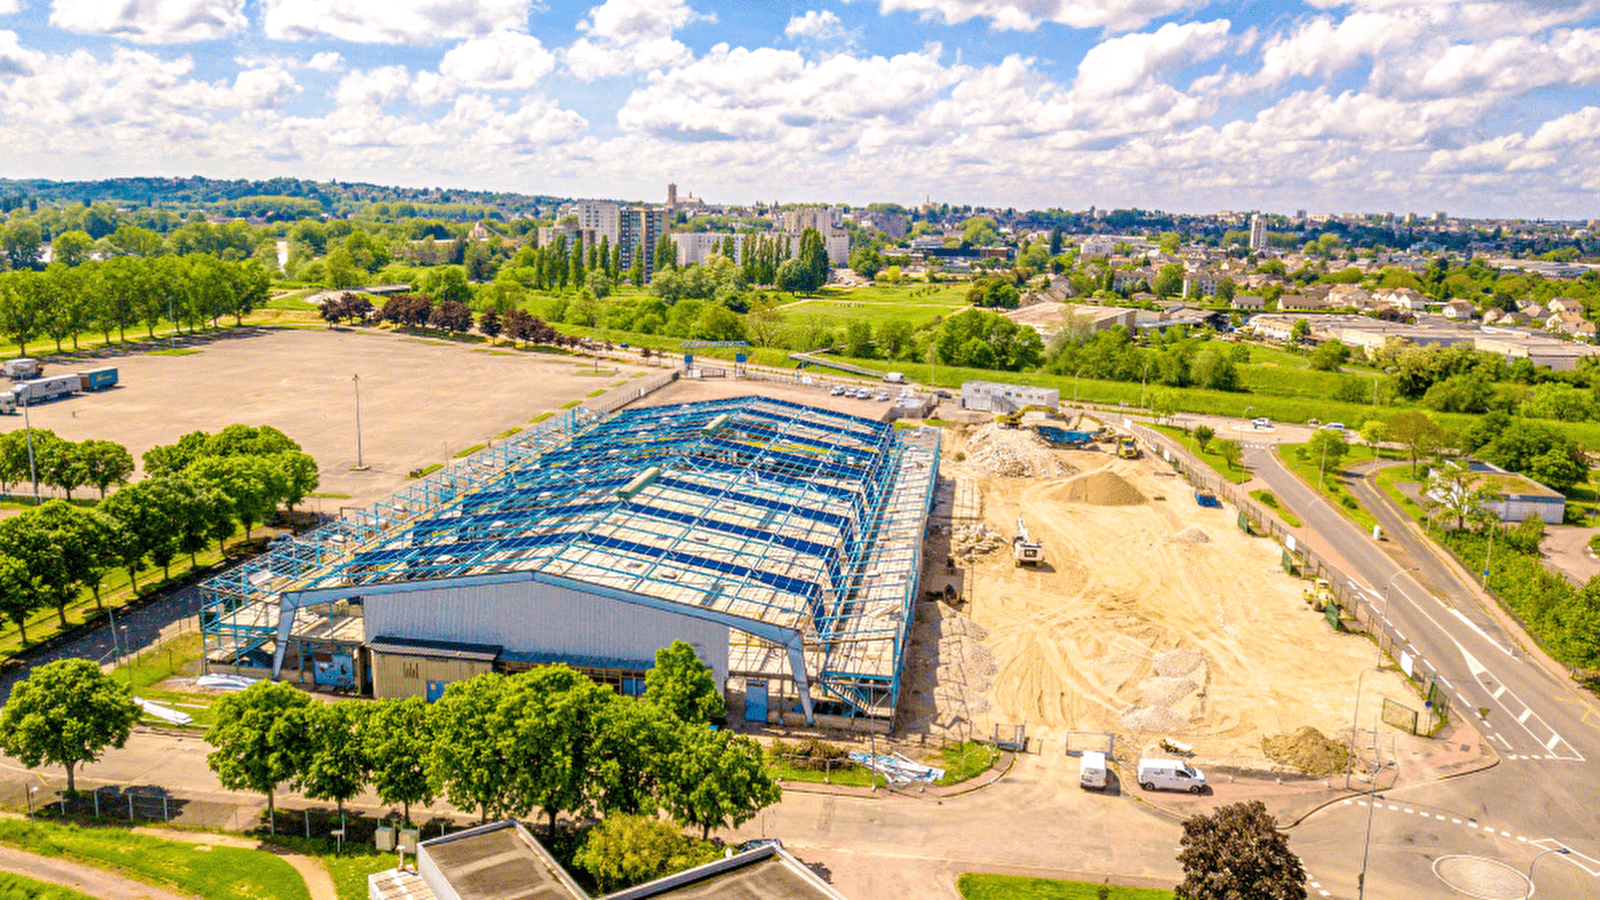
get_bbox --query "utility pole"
[352,375,367,471]
[21,395,39,503]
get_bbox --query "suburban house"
[1548,297,1586,316]
[1232,294,1267,310]
[1279,294,1326,311]
[1442,299,1476,320]
[1375,288,1429,311]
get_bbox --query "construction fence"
[1131,422,1449,735]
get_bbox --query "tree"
[365,697,435,825]
[0,659,139,794]
[1214,439,1243,471]
[429,300,474,333]
[1153,262,1185,299]
[844,320,874,358]
[478,308,502,339]
[188,455,279,542]
[847,247,882,280]
[1289,318,1311,344]
[1306,429,1349,478]
[429,673,514,822]
[1193,425,1215,452]
[1216,277,1236,303]
[300,702,370,820]
[1359,419,1390,458]
[660,726,780,840]
[797,228,830,292]
[0,554,39,642]
[1175,800,1305,900]
[1150,390,1179,423]
[497,665,614,836]
[77,439,134,498]
[592,699,675,816]
[0,509,76,628]
[2,220,43,270]
[646,640,726,724]
[274,451,320,513]
[1388,410,1446,476]
[876,319,914,360]
[52,230,95,267]
[1423,462,1498,531]
[205,681,314,826]
[573,815,722,894]
[1307,340,1350,372]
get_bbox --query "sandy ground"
[905,424,1416,770]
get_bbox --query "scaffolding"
[200,398,939,722]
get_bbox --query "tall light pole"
[1073,366,1083,407]
[352,375,366,471]
[21,394,39,503]
[1525,847,1570,899]
[1355,716,1390,900]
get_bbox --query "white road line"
[1449,607,1516,658]
[1394,629,1409,642]
[1518,708,1534,724]
[1493,685,1507,699]
[1546,733,1563,751]
[1436,675,1453,688]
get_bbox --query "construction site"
[905,413,1415,769]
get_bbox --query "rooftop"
[420,821,587,900]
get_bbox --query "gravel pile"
[1166,527,1212,544]
[952,523,1005,561]
[1154,648,1206,678]
[965,423,1065,478]
[1262,726,1353,775]
[1063,469,1146,506]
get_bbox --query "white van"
[1137,758,1206,794]
[1079,751,1108,791]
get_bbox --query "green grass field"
[0,872,97,900]
[112,632,217,729]
[1148,423,1251,484]
[1279,443,1381,534]
[1249,489,1302,527]
[0,819,310,900]
[957,873,1174,899]
[262,836,393,900]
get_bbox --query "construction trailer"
[199,397,940,728]
[960,381,1059,414]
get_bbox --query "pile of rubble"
[963,423,1066,478]
[952,523,1005,561]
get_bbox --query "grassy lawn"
[1279,443,1381,534]
[1148,423,1250,484]
[936,741,999,785]
[1249,489,1302,528]
[262,837,393,900]
[147,347,201,356]
[1374,465,1430,528]
[0,819,310,900]
[111,632,218,730]
[1559,474,1600,523]
[0,872,97,900]
[452,443,486,458]
[769,741,998,789]
[957,873,1174,899]
[767,755,878,788]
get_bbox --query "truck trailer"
[3,358,39,380]
[13,374,81,405]
[77,366,118,390]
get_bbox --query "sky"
[1,0,1598,217]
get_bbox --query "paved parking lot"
[1,327,652,509]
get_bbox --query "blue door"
[426,680,449,702]
[744,679,768,723]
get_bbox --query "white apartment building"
[1249,214,1267,251]
[570,201,621,248]
[670,232,752,266]
[782,206,849,265]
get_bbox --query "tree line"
[0,424,317,643]
[0,429,133,499]
[205,642,779,841]
[0,255,270,355]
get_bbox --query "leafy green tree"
[188,455,280,541]
[429,673,514,822]
[847,247,882,280]
[77,439,135,498]
[2,220,43,270]
[774,258,809,294]
[876,319,914,360]
[960,216,998,247]
[797,228,830,291]
[592,699,675,816]
[1216,278,1236,303]
[1524,382,1594,422]
[1193,425,1215,452]
[300,702,370,820]
[0,554,39,642]
[1388,410,1447,476]
[31,500,117,613]
[1175,800,1305,900]
[205,681,314,826]
[1214,439,1243,471]
[1153,262,1185,299]
[844,320,874,358]
[497,665,615,836]
[422,266,472,304]
[1423,462,1498,531]
[661,726,780,840]
[1359,420,1390,457]
[1307,340,1350,372]
[1289,318,1311,344]
[366,697,435,825]
[0,509,76,628]
[0,659,139,793]
[52,230,95,267]
[646,640,725,724]
[573,815,722,894]
[274,451,320,513]
[1306,429,1349,475]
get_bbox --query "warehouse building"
[200,397,940,727]
[959,380,1060,413]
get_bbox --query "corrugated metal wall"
[364,580,730,688]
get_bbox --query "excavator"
[1012,515,1043,567]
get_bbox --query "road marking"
[1531,839,1600,877]
[1518,708,1534,723]
[1449,607,1515,658]
[1462,646,1585,761]
[1394,628,1409,642]
[1436,675,1452,689]
[1493,685,1507,699]
[1546,733,1563,751]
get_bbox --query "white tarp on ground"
[196,673,255,691]
[133,697,192,725]
[848,751,945,785]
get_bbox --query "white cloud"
[0,0,21,14]
[0,28,40,75]
[48,0,246,44]
[439,30,555,89]
[565,0,709,79]
[332,65,414,108]
[874,0,1201,32]
[1074,19,1235,97]
[262,0,531,44]
[786,10,842,39]
[306,51,344,72]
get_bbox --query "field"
[958,873,1174,899]
[0,327,656,509]
[905,424,1414,768]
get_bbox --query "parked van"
[1137,758,1206,794]
[1079,751,1108,791]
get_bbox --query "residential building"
[618,206,667,283]
[1442,299,1476,321]
[572,201,621,248]
[1181,269,1223,299]
[1326,284,1372,308]
[1548,297,1585,316]
[782,206,849,265]
[1232,294,1267,310]
[669,232,749,266]
[1112,267,1156,292]
[1279,294,1326,311]
[1080,235,1116,258]
[1249,214,1267,251]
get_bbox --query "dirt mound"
[1062,469,1145,506]
[952,523,1005,561]
[1262,726,1352,775]
[1166,527,1211,544]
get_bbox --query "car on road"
[829,385,846,396]
[1307,418,1322,427]
[1252,417,1271,428]
[1137,758,1206,794]
[1322,421,1346,431]
[874,390,890,402]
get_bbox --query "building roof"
[603,845,848,900]
[203,398,940,718]
[420,821,588,900]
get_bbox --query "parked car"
[1307,418,1322,427]
[1137,758,1206,794]
[874,391,890,402]
[1079,751,1108,791]
[829,385,846,396]
[1252,417,1271,428]
[1323,421,1346,431]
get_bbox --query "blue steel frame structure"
[200,398,940,724]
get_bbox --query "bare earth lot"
[1,327,651,509]
[907,424,1415,769]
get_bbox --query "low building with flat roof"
[960,381,1059,413]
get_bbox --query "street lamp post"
[21,394,39,503]
[352,375,366,471]
[1525,847,1571,899]
[1355,717,1391,900]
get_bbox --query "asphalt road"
[1242,440,1600,898]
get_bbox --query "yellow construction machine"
[1116,436,1140,459]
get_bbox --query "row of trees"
[0,429,133,499]
[205,643,778,841]
[0,255,271,354]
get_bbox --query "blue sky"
[1,0,1598,216]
